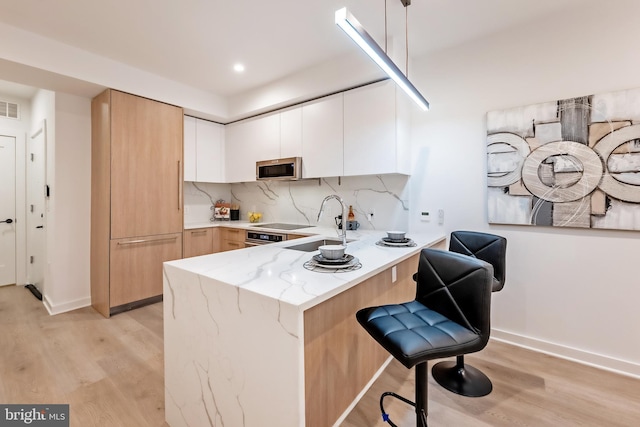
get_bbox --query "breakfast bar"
[163,229,445,427]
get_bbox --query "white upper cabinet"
[183,116,225,183]
[184,116,197,181]
[343,80,411,176]
[302,93,344,178]
[280,107,302,158]
[225,113,280,182]
[196,81,412,183]
[196,119,225,183]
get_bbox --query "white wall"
[30,89,55,307]
[47,93,91,313]
[30,90,92,314]
[409,0,640,376]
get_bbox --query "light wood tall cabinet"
[91,89,184,317]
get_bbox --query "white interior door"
[0,135,16,286]
[27,124,45,293]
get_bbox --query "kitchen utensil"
[347,220,360,230]
[386,231,406,241]
[376,239,417,247]
[318,244,345,260]
[312,254,354,265]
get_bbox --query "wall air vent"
[0,100,19,119]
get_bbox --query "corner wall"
[48,92,91,313]
[409,0,640,376]
[31,89,92,314]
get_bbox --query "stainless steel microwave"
[256,157,302,180]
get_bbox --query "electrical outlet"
[438,209,444,225]
[391,266,397,283]
[367,209,375,221]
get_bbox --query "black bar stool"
[356,248,494,426]
[431,231,507,397]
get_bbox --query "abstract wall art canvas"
[487,88,640,230]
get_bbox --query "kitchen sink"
[284,238,354,252]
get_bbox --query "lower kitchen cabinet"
[219,227,245,252]
[183,227,214,258]
[286,233,308,240]
[109,233,182,310]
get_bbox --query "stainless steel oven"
[245,231,287,247]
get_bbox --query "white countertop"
[166,228,445,310]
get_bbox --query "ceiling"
[0,0,588,100]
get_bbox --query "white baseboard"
[43,294,91,315]
[491,328,640,379]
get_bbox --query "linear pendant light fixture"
[335,5,429,111]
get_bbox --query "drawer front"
[110,233,182,307]
[184,228,213,258]
[220,240,245,252]
[220,227,245,243]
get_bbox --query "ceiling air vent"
[0,100,19,119]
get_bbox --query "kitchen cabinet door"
[110,91,183,238]
[225,114,280,182]
[184,117,225,183]
[219,227,245,252]
[343,80,410,176]
[110,233,182,307]
[184,116,197,181]
[183,227,214,258]
[280,107,302,158]
[302,94,344,178]
[196,119,225,183]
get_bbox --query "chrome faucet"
[317,194,348,246]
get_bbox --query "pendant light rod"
[335,7,429,111]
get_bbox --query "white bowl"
[386,230,406,241]
[318,245,345,260]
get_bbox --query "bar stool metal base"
[379,362,429,426]
[432,356,493,397]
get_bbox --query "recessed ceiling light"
[233,63,245,73]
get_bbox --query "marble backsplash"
[184,175,410,231]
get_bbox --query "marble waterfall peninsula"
[163,229,445,427]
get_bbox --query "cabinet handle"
[178,160,182,211]
[191,230,207,234]
[117,236,178,246]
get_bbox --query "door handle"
[36,225,44,229]
[1,218,13,224]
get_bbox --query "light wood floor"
[1,284,639,427]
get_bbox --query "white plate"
[312,254,354,265]
[382,237,411,244]
[378,239,415,247]
[311,257,359,269]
